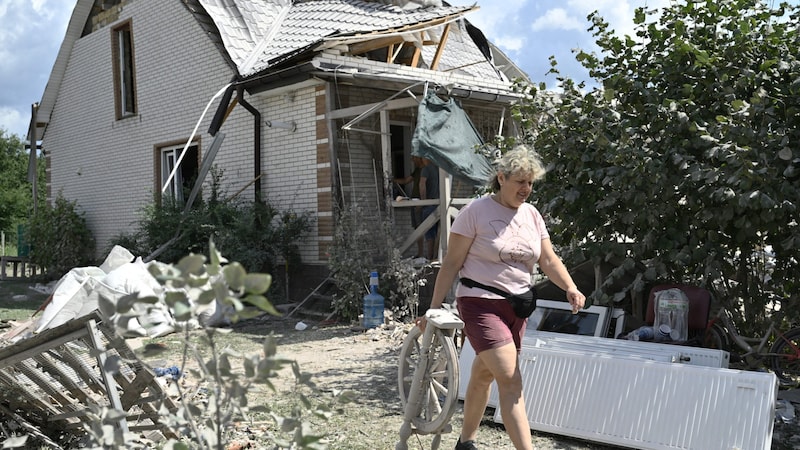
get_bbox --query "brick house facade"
[34,0,527,297]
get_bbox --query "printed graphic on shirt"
[489,219,538,267]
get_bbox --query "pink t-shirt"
[452,195,550,298]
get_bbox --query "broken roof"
[185,0,507,81]
[33,0,521,143]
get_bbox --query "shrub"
[107,168,313,303]
[328,202,426,323]
[28,192,95,279]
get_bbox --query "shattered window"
[158,143,199,205]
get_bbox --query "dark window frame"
[111,20,137,119]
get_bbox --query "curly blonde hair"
[489,144,546,191]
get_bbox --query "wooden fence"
[0,256,44,280]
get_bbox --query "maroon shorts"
[456,296,528,354]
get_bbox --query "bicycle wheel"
[398,325,460,434]
[702,322,728,351]
[769,327,800,387]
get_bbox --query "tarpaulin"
[411,91,494,187]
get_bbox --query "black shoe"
[455,438,478,450]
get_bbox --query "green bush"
[28,192,95,279]
[328,202,425,323]
[108,168,313,303]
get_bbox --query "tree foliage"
[510,0,800,329]
[0,129,43,235]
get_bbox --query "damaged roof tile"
[192,0,502,81]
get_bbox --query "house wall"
[42,0,519,300]
[43,1,253,260]
[231,83,327,265]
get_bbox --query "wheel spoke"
[427,385,443,415]
[397,327,461,433]
[430,378,448,397]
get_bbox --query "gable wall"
[44,0,247,258]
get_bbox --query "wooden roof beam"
[430,23,451,71]
[349,36,406,55]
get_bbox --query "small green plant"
[328,202,426,323]
[83,239,349,449]
[28,192,95,279]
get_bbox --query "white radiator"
[458,331,728,408]
[524,331,730,368]
[493,346,776,450]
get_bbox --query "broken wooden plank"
[84,319,129,435]
[0,311,178,441]
[0,403,64,450]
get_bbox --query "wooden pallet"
[0,312,178,447]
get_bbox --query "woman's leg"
[460,352,494,442]
[476,342,532,450]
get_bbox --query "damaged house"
[31,0,529,296]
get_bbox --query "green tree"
[0,129,42,236]
[511,0,800,331]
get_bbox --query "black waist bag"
[460,277,537,319]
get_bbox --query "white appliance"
[458,331,730,408]
[524,330,730,368]
[493,346,776,450]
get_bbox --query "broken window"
[157,143,199,205]
[112,21,137,119]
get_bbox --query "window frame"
[111,20,137,119]
[154,141,200,205]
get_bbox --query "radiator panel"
[458,330,728,409]
[492,347,776,450]
[523,331,730,368]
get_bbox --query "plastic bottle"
[654,289,689,342]
[628,326,655,341]
[655,324,672,342]
[363,271,385,329]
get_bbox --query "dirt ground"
[0,275,793,449]
[196,313,798,450]
[187,314,628,450]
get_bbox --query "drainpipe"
[236,85,262,203]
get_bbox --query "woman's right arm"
[428,232,473,310]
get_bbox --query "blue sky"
[0,0,663,139]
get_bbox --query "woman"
[418,145,586,450]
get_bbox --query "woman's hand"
[414,315,428,332]
[566,287,586,314]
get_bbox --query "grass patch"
[0,279,49,321]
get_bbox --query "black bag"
[460,277,537,319]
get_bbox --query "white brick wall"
[230,85,324,264]
[45,1,269,260]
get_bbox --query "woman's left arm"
[538,238,586,313]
